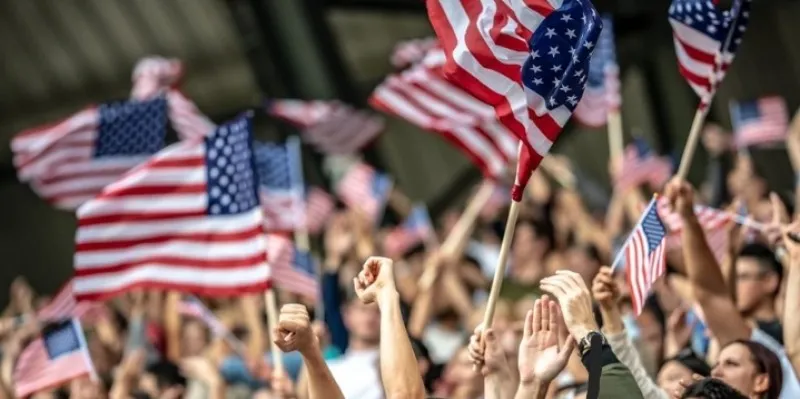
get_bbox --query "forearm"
[599,306,623,335]
[514,381,548,399]
[782,258,800,369]
[378,290,425,399]
[485,371,518,399]
[301,346,344,399]
[682,216,728,295]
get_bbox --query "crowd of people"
[2,121,800,399]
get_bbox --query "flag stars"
[566,29,577,39]
[561,13,573,23]
[545,28,556,38]
[551,64,563,72]
[533,77,543,85]
[530,64,542,73]
[548,46,560,57]
[583,41,594,49]
[530,50,540,59]
[574,69,584,77]
[560,85,571,93]
[567,95,578,105]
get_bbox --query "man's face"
[344,300,380,344]
[735,257,774,313]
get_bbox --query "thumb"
[559,338,576,362]
[483,328,496,343]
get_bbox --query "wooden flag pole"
[675,107,710,179]
[607,110,624,161]
[480,199,522,326]
[264,288,284,373]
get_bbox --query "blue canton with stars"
[94,97,167,158]
[205,117,261,216]
[668,0,752,55]
[43,319,84,360]
[585,15,616,91]
[640,203,667,253]
[372,172,393,201]
[521,0,603,112]
[293,249,316,277]
[253,137,304,192]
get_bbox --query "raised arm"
[663,179,750,346]
[781,221,800,375]
[355,257,426,399]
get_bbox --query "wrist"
[376,288,399,309]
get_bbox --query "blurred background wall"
[1,0,799,302]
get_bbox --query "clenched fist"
[353,256,397,304]
[274,304,317,356]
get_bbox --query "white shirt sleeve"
[750,328,800,399]
[607,331,671,399]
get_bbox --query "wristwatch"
[578,331,607,356]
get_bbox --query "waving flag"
[668,0,752,103]
[72,116,270,300]
[336,163,392,223]
[574,15,621,127]
[657,197,731,264]
[14,319,96,398]
[266,99,384,155]
[383,204,435,257]
[254,137,306,232]
[391,37,440,69]
[614,139,672,191]
[615,199,668,315]
[178,297,230,338]
[370,50,517,178]
[730,96,789,148]
[266,234,319,300]
[305,187,336,234]
[12,97,169,210]
[37,280,105,323]
[427,0,602,173]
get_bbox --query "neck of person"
[746,300,777,322]
[347,338,379,352]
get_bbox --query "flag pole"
[264,288,284,374]
[607,109,624,162]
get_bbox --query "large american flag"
[383,204,435,257]
[370,51,517,179]
[12,97,169,210]
[336,163,393,224]
[730,96,789,148]
[266,234,319,300]
[616,199,668,315]
[656,197,731,264]
[305,187,336,235]
[266,99,385,155]
[72,116,271,300]
[37,280,105,323]
[614,139,673,191]
[668,0,752,104]
[427,0,602,172]
[573,15,621,128]
[14,319,96,398]
[254,137,306,232]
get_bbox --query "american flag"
[370,49,517,179]
[616,199,668,315]
[729,96,789,148]
[668,0,752,104]
[254,137,306,232]
[266,234,319,300]
[390,37,440,69]
[72,116,271,300]
[14,318,96,398]
[427,0,602,172]
[614,139,673,191]
[305,187,336,235]
[481,181,511,219]
[266,99,385,155]
[335,163,393,224]
[573,15,621,127]
[656,197,731,264]
[178,297,230,338]
[383,204,435,257]
[12,97,169,210]
[37,280,105,323]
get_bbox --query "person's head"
[638,297,666,366]
[565,244,603,286]
[181,319,210,357]
[343,296,380,347]
[681,377,749,399]
[657,349,712,394]
[444,347,482,393]
[512,218,554,261]
[139,360,186,398]
[711,339,782,399]
[734,243,782,315]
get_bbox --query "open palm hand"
[518,295,576,385]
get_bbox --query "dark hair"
[737,243,783,296]
[516,217,555,254]
[680,377,748,399]
[727,339,783,399]
[664,348,711,377]
[145,360,186,390]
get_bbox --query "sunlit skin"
[657,360,696,395]
[711,343,770,398]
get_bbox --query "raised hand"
[663,178,695,220]
[323,212,354,268]
[467,325,509,377]
[540,270,599,342]
[764,193,790,250]
[517,295,575,386]
[664,306,694,358]
[353,256,397,304]
[591,266,619,312]
[273,304,317,356]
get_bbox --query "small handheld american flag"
[657,197,732,265]
[612,198,668,315]
[729,96,789,149]
[266,234,319,300]
[668,0,752,103]
[614,139,673,191]
[14,318,97,398]
[73,116,271,300]
[336,163,393,224]
[383,204,435,257]
[37,280,105,323]
[305,187,336,235]
[12,97,169,210]
[573,15,621,128]
[254,137,306,232]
